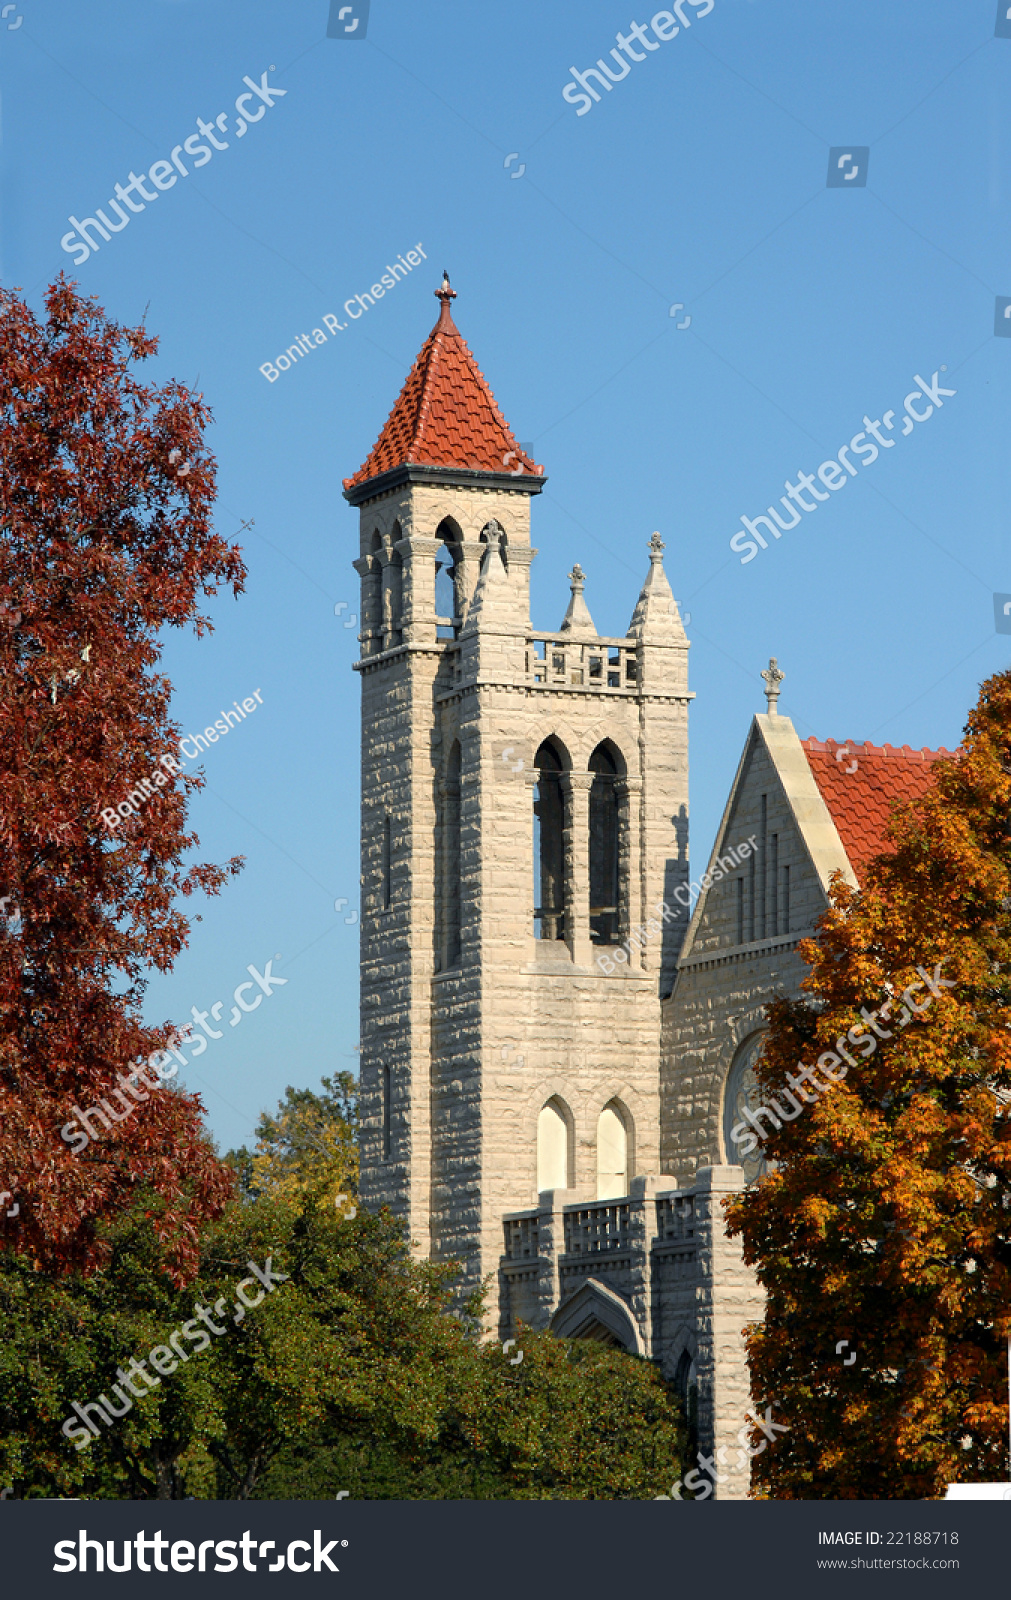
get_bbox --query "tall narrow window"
[381,1063,391,1159]
[748,851,756,943]
[386,541,403,645]
[381,814,391,910]
[770,832,779,936]
[444,742,461,967]
[597,1103,628,1200]
[435,522,461,640]
[534,740,566,940]
[589,744,620,945]
[736,877,744,946]
[783,864,790,935]
[362,529,383,649]
[759,794,767,940]
[537,1099,569,1192]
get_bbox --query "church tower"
[345,276,693,1310]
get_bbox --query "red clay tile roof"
[801,737,956,880]
[343,277,543,491]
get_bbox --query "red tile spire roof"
[801,736,956,879]
[342,274,543,491]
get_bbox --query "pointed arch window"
[435,518,462,640]
[589,743,622,945]
[596,1102,629,1200]
[537,1098,570,1192]
[385,524,403,646]
[534,739,566,940]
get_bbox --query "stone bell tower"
[345,275,693,1313]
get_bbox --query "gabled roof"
[676,713,955,969]
[342,275,543,492]
[801,737,954,878]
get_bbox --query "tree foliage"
[2,1068,685,1503]
[256,1330,686,1502]
[1,1188,686,1501]
[726,669,1011,1499]
[226,1072,358,1210]
[0,278,246,1280]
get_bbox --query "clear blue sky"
[3,0,1009,1153]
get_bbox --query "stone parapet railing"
[563,1199,630,1254]
[499,1166,763,1500]
[527,633,638,692]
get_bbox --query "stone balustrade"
[498,1166,763,1500]
[527,633,639,692]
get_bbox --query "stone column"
[379,548,400,650]
[627,1174,661,1356]
[692,1164,764,1501]
[457,537,488,618]
[525,768,539,962]
[562,771,593,968]
[616,774,643,968]
[534,1188,569,1327]
[353,552,382,658]
[400,535,440,645]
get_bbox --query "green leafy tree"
[4,1073,685,1501]
[0,1192,439,1500]
[226,1073,357,1208]
[257,1328,687,1501]
[726,669,1011,1499]
[2,1184,686,1501]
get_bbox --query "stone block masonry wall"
[357,644,442,1251]
[690,739,827,962]
[500,1169,763,1498]
[661,731,831,1181]
[693,1166,765,1501]
[356,475,539,1287]
[661,944,811,1179]
[445,663,677,1305]
[354,470,695,1338]
[428,677,484,1285]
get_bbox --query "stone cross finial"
[649,531,665,561]
[761,657,784,715]
[569,563,585,590]
[481,518,504,556]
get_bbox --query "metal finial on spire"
[434,272,457,329]
[761,657,784,715]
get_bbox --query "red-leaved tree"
[0,277,246,1281]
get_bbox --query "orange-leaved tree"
[726,669,1011,1498]
[0,277,245,1281]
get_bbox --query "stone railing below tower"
[503,1211,539,1261]
[499,1166,764,1500]
[563,1200,630,1254]
[526,633,638,693]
